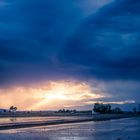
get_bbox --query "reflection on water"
[0,116,88,124]
[0,117,140,140]
[9,118,17,122]
[0,117,58,124]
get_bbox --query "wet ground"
[0,117,140,140]
[0,116,86,124]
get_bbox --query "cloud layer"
[0,0,140,109]
[61,0,140,81]
[0,0,117,86]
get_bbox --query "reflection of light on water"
[10,117,17,122]
[0,118,140,140]
[56,137,90,140]
[0,129,20,134]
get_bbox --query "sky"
[0,0,140,111]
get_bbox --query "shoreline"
[0,114,139,130]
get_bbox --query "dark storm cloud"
[0,0,140,88]
[59,0,140,105]
[61,0,140,81]
[0,0,83,86]
[0,0,140,109]
[103,81,140,102]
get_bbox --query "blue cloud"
[61,0,140,81]
[0,0,84,86]
[0,0,140,107]
[0,0,140,100]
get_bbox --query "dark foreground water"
[0,117,140,140]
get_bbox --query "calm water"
[0,116,85,125]
[0,117,140,140]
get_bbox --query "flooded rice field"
[0,117,140,140]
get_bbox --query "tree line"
[93,103,123,114]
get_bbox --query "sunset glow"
[0,81,105,110]
[0,0,139,112]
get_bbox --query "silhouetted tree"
[106,104,111,113]
[133,107,137,113]
[93,103,101,113]
[58,109,77,113]
[93,103,111,114]
[9,106,17,112]
[112,107,123,114]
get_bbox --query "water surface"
[0,116,86,125]
[0,117,140,140]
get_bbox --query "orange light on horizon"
[0,80,105,110]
